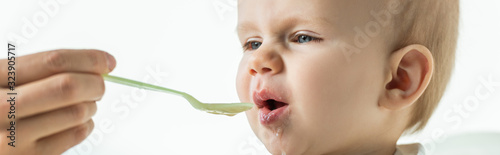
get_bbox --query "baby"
[235,0,459,154]
[0,0,458,154]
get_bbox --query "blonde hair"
[391,0,460,132]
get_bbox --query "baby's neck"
[324,141,397,155]
[358,145,397,155]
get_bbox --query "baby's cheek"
[236,59,251,102]
[288,54,359,131]
[245,109,258,127]
[235,76,248,102]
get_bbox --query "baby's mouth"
[253,90,290,126]
[262,99,288,111]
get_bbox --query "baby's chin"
[254,124,303,155]
[258,129,287,155]
[246,108,299,154]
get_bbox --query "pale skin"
[0,49,116,155]
[0,1,433,154]
[236,0,434,154]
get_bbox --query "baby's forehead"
[237,0,386,17]
[237,0,386,34]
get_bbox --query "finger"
[16,73,104,118]
[0,89,16,125]
[36,120,94,155]
[0,49,116,87]
[19,101,96,142]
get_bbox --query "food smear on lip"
[252,89,290,154]
[253,90,290,125]
[264,118,288,155]
[259,102,289,125]
[271,116,288,155]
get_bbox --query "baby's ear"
[379,44,434,110]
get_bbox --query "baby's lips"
[252,88,289,108]
[252,91,265,108]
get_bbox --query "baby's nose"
[248,47,284,76]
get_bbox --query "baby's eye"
[244,41,262,51]
[299,35,314,43]
[292,33,322,44]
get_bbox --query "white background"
[1,0,499,154]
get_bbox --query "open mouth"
[253,90,290,125]
[263,99,288,111]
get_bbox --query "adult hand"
[0,49,116,155]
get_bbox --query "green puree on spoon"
[102,74,253,116]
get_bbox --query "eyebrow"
[236,16,334,34]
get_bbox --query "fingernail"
[106,53,116,72]
[86,120,95,135]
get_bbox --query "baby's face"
[236,0,395,154]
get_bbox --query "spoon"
[102,74,253,116]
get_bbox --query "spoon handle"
[102,74,187,97]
